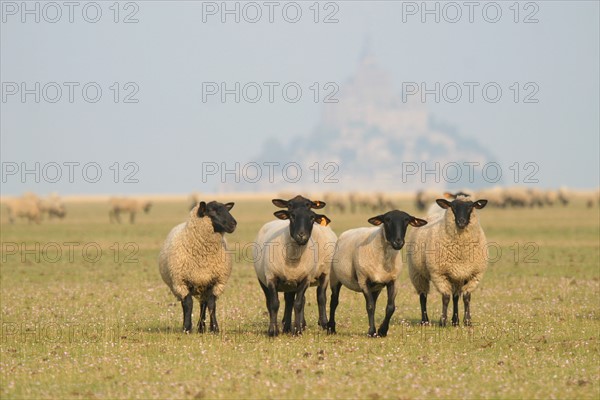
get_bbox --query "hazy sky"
[1,1,598,195]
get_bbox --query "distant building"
[226,43,497,193]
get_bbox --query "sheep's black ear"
[315,214,331,226]
[274,210,289,220]
[272,199,288,208]
[473,200,488,209]
[197,201,207,217]
[368,215,383,226]
[311,200,326,209]
[409,216,428,227]
[436,199,452,209]
[224,202,234,211]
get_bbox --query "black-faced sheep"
[159,201,237,333]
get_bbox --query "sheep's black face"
[197,201,237,234]
[274,208,330,246]
[272,195,326,211]
[272,195,329,245]
[369,210,427,250]
[436,199,487,229]
[143,203,152,213]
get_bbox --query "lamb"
[159,201,237,333]
[407,196,488,327]
[5,195,42,224]
[328,210,427,337]
[253,195,331,336]
[109,197,152,224]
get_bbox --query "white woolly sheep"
[407,196,488,326]
[109,197,152,224]
[5,196,42,224]
[253,195,331,336]
[328,210,427,337]
[159,201,237,333]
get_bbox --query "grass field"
[1,197,599,399]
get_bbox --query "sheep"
[253,195,331,336]
[272,196,338,330]
[557,187,570,206]
[476,187,506,208]
[109,197,152,224]
[323,192,347,213]
[504,187,531,208]
[415,190,440,212]
[5,196,42,224]
[159,201,237,333]
[407,196,488,327]
[39,193,66,219]
[328,210,427,337]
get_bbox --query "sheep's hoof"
[326,324,336,335]
[464,319,472,327]
[198,323,206,334]
[420,320,430,326]
[367,330,379,338]
[452,318,460,327]
[268,327,279,337]
[439,319,447,327]
[377,329,388,337]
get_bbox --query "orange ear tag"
[320,219,328,226]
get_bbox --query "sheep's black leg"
[451,294,460,326]
[130,212,135,224]
[440,294,450,327]
[363,287,379,337]
[420,293,430,325]
[282,292,295,334]
[316,276,328,329]
[292,280,309,335]
[198,301,207,333]
[266,281,280,337]
[463,292,472,326]
[259,280,279,336]
[181,293,193,333]
[207,294,219,333]
[301,295,307,330]
[327,282,342,334]
[377,282,397,337]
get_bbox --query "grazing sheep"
[557,187,570,206]
[253,195,331,336]
[415,190,440,212]
[328,210,427,337]
[504,187,531,208]
[476,187,506,208]
[407,196,488,327]
[39,193,66,219]
[323,192,347,213]
[5,196,42,224]
[109,197,152,224]
[159,201,237,333]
